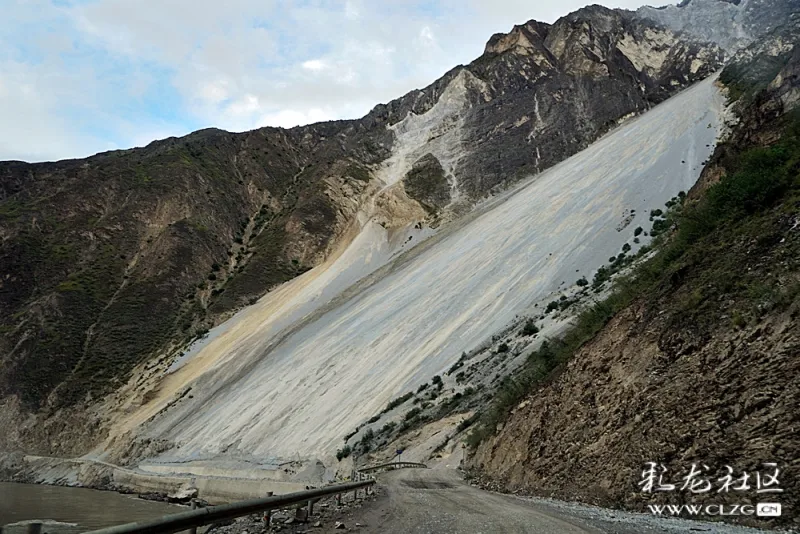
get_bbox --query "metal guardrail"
[81,480,374,534]
[358,461,427,473]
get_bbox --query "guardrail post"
[262,491,273,525]
[307,498,314,516]
[189,500,198,534]
[27,522,42,534]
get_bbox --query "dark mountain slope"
[0,123,388,410]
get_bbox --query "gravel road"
[332,469,783,534]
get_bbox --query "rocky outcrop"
[470,298,799,527]
[484,21,552,57]
[720,20,800,105]
[637,0,800,52]
[403,154,451,215]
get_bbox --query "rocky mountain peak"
[675,0,743,6]
[637,0,800,52]
[484,20,550,56]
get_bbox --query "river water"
[0,482,182,531]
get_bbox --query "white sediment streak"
[131,76,724,467]
[374,69,487,199]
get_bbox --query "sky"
[0,0,671,163]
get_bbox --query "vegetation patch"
[403,153,451,213]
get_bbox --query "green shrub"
[592,266,611,290]
[380,421,396,433]
[360,428,375,450]
[456,415,477,432]
[404,407,422,421]
[521,319,540,336]
[384,391,414,412]
[336,445,352,461]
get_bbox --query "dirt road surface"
[326,468,778,534]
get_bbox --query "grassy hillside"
[0,126,379,416]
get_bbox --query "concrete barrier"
[112,469,306,503]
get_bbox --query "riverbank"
[0,452,326,505]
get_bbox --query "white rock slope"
[126,76,724,468]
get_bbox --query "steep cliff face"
[637,0,800,52]
[418,6,723,203]
[468,41,800,528]
[720,20,800,104]
[0,6,723,457]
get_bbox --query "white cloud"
[344,0,361,20]
[0,0,673,162]
[198,80,231,104]
[0,60,111,161]
[302,59,327,72]
[227,94,262,117]
[419,26,436,49]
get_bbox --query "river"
[0,482,182,531]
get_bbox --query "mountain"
[637,0,800,52]
[0,7,723,457]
